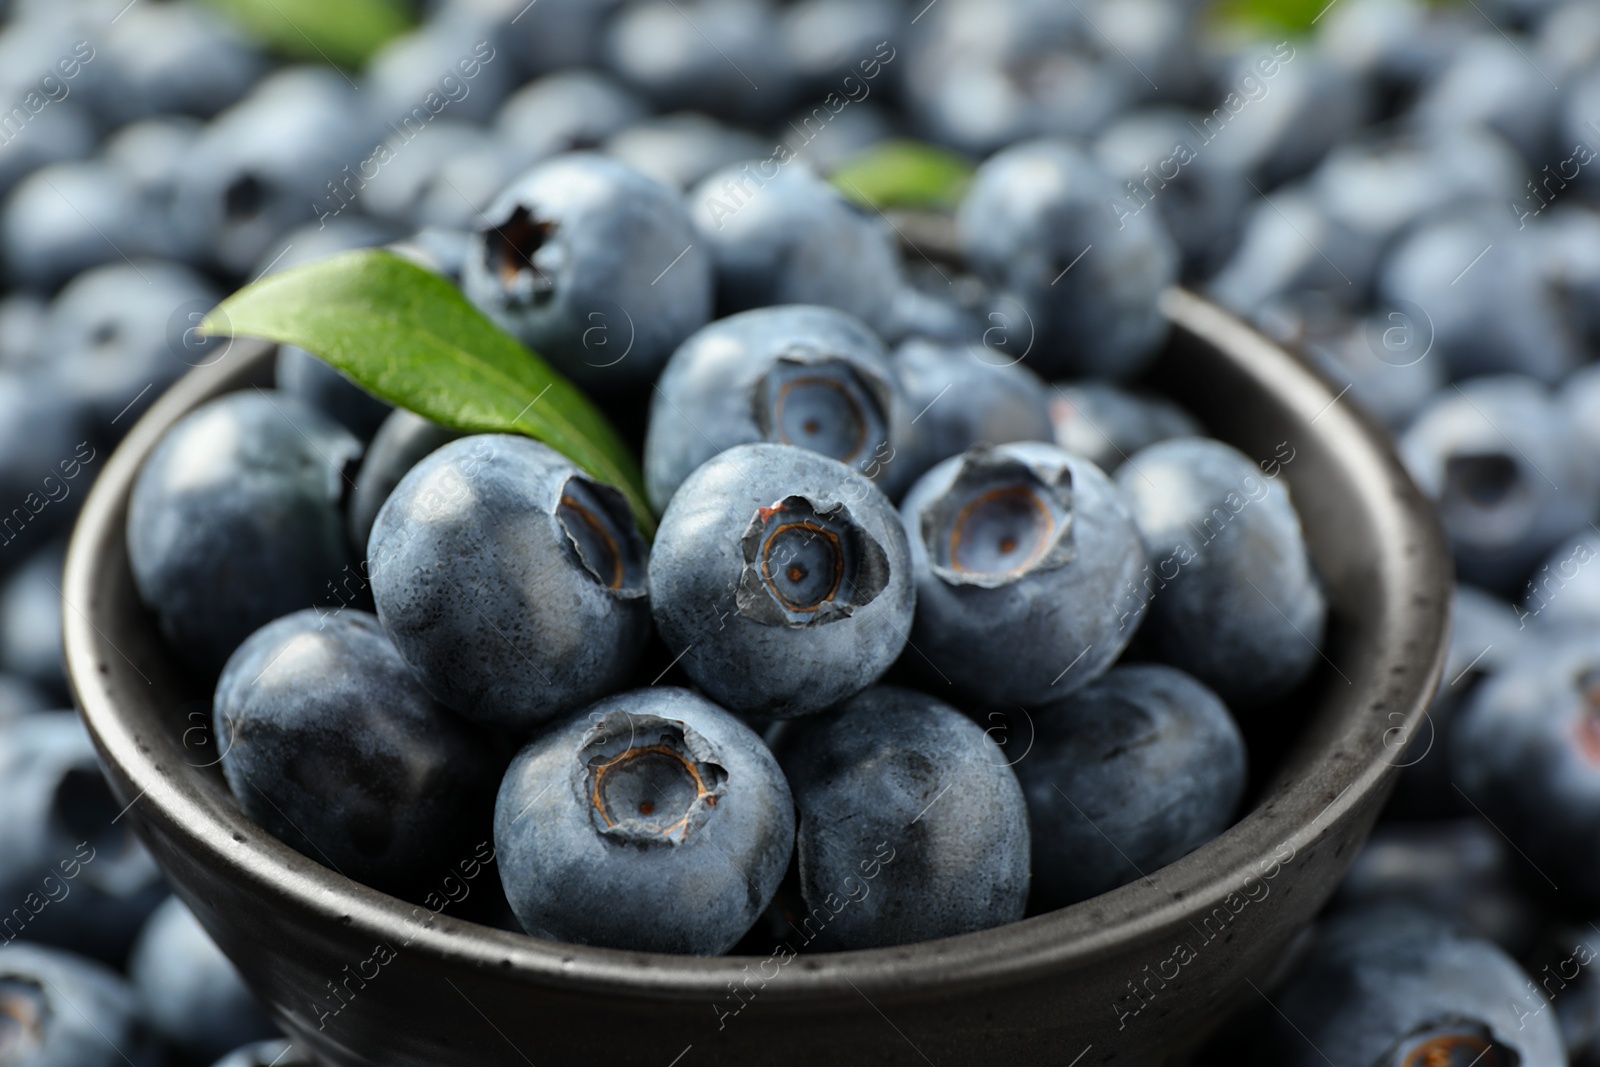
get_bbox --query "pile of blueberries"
[0,0,1599,1061]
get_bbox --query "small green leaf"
[198,0,412,68]
[829,140,975,211]
[201,249,655,538]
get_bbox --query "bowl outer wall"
[63,288,1451,1066]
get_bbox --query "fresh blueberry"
[34,260,220,433]
[0,712,166,964]
[900,441,1147,704]
[0,369,94,560]
[369,434,650,732]
[644,304,911,511]
[211,1041,316,1067]
[484,0,615,79]
[1411,35,1561,166]
[687,162,905,338]
[364,10,512,127]
[127,390,362,673]
[0,292,45,370]
[462,153,713,391]
[892,338,1053,484]
[0,942,167,1066]
[877,282,983,348]
[358,119,518,233]
[251,216,403,282]
[2,161,149,292]
[649,442,914,718]
[1399,375,1597,592]
[102,117,208,264]
[958,138,1177,379]
[1116,436,1326,707]
[274,347,393,443]
[1294,307,1446,431]
[1331,820,1539,955]
[495,70,648,172]
[1316,0,1472,100]
[1517,529,1600,631]
[91,1,265,125]
[603,0,797,124]
[0,673,48,721]
[1450,626,1600,902]
[494,686,794,955]
[777,100,899,176]
[1206,187,1377,319]
[778,0,902,98]
[1046,379,1201,474]
[772,685,1029,949]
[0,27,96,202]
[0,540,64,701]
[1256,905,1563,1066]
[216,609,497,896]
[128,897,277,1064]
[604,111,768,190]
[1017,664,1245,910]
[347,408,464,553]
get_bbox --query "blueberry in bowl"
[62,285,1448,1066]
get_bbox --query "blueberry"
[900,441,1147,704]
[603,111,768,190]
[2,161,149,292]
[1206,187,1376,318]
[1412,35,1561,166]
[778,0,902,98]
[892,338,1053,484]
[462,153,712,391]
[1257,905,1562,1066]
[0,292,45,370]
[358,120,518,233]
[0,673,48,721]
[127,390,362,673]
[687,163,905,338]
[1399,375,1597,592]
[495,70,648,172]
[1518,529,1600,630]
[369,434,650,732]
[0,540,64,701]
[92,1,265,125]
[216,610,497,895]
[1046,380,1201,474]
[1450,627,1600,902]
[1331,820,1538,955]
[958,138,1177,379]
[0,712,166,964]
[347,408,465,553]
[650,442,914,718]
[35,260,220,432]
[494,686,794,955]
[485,0,616,80]
[211,1041,316,1067]
[0,942,167,1067]
[877,283,983,348]
[603,0,797,124]
[1539,207,1600,354]
[777,100,899,176]
[0,370,94,560]
[772,685,1029,949]
[128,897,276,1064]
[102,118,207,264]
[274,347,393,443]
[644,305,911,511]
[365,11,512,127]
[1017,664,1245,910]
[1295,308,1446,431]
[1116,436,1326,707]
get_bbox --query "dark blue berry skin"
[649,443,914,719]
[0,370,93,560]
[0,540,64,701]
[1116,436,1326,708]
[365,13,513,127]
[211,1041,315,1067]
[893,338,1053,486]
[128,897,276,1064]
[0,673,48,721]
[91,1,265,125]
[35,260,219,434]
[645,304,911,512]
[1330,820,1539,956]
[1450,628,1600,903]
[772,685,1029,949]
[462,153,712,391]
[274,347,392,442]
[900,442,1147,705]
[495,70,647,172]
[603,112,767,191]
[1412,36,1560,167]
[687,163,904,338]
[1519,530,1600,631]
[127,391,362,674]
[215,610,497,897]
[346,408,464,553]
[0,943,167,1067]
[0,712,166,965]
[1255,905,1562,1067]
[2,162,149,292]
[369,435,650,733]
[957,138,1177,380]
[1046,380,1200,475]
[1400,375,1597,593]
[494,687,794,955]
[1017,665,1245,911]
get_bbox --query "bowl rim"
[63,287,1452,1003]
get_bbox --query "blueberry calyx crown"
[1380,1022,1514,1067]
[556,476,648,598]
[735,495,891,627]
[920,447,1076,589]
[752,350,892,475]
[1439,449,1530,544]
[579,712,727,846]
[482,204,559,308]
[0,979,45,1059]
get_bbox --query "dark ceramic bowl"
[63,288,1450,1067]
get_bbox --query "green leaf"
[828,140,975,211]
[197,0,412,68]
[201,249,655,538]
